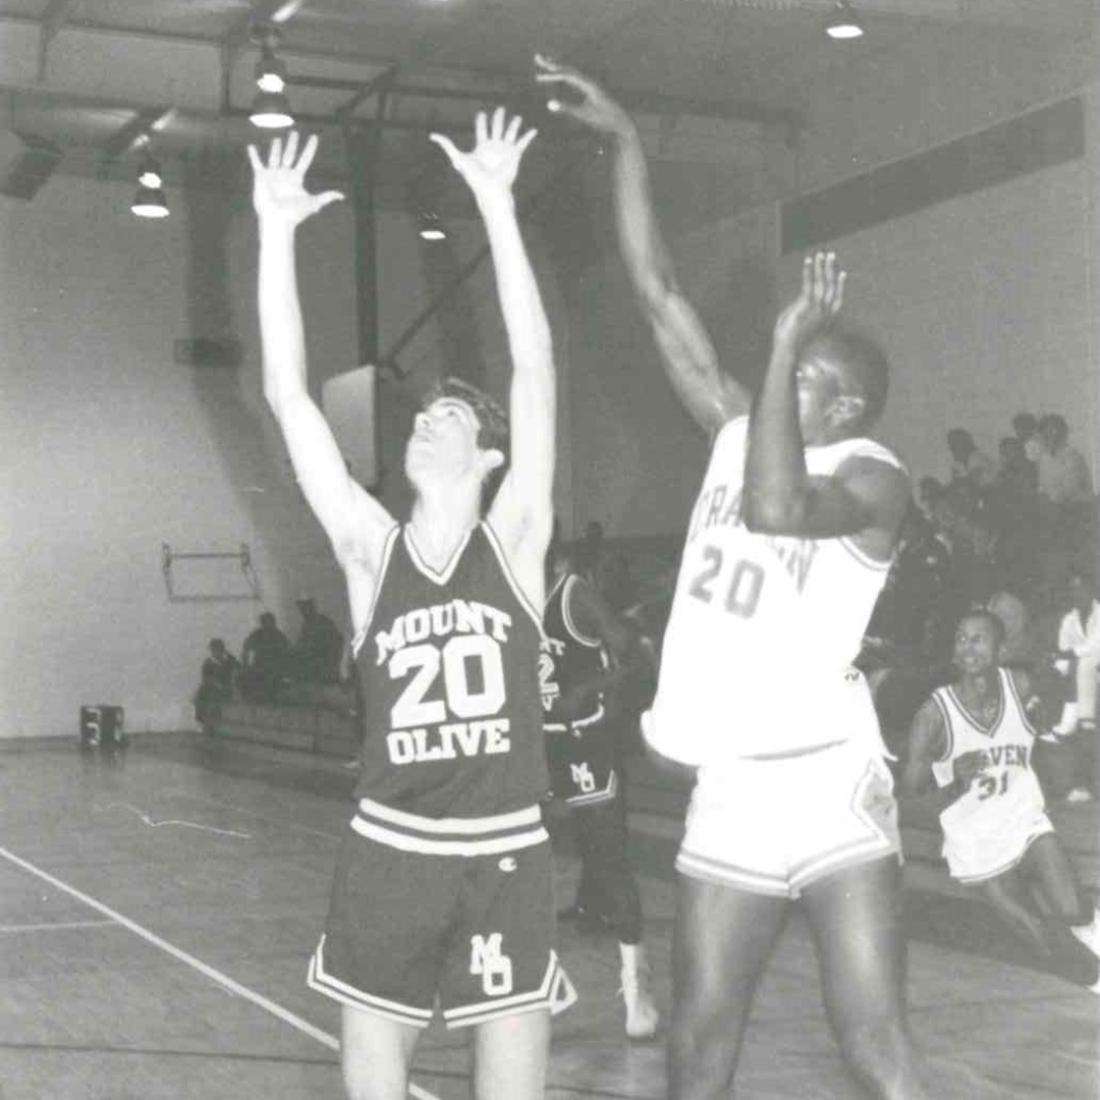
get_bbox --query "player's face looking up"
[404,396,502,490]
[952,615,1002,676]
[794,346,866,440]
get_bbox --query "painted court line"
[0,919,116,933]
[0,842,442,1100]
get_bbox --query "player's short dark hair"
[424,376,510,511]
[805,323,889,430]
[425,376,510,457]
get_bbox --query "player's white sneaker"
[619,944,659,1040]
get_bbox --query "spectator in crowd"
[947,427,995,489]
[987,437,1040,599]
[193,637,239,733]
[575,520,605,587]
[1052,569,1100,803]
[865,502,952,658]
[1037,415,1093,506]
[238,611,291,704]
[1036,415,1095,597]
[995,436,1038,496]
[1012,411,1042,465]
[292,596,345,686]
[917,475,945,523]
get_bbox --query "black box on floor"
[79,705,126,747]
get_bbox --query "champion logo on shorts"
[498,856,517,872]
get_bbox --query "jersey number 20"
[689,546,764,618]
[390,635,505,727]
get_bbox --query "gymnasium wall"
[0,172,570,738]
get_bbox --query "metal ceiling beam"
[98,106,174,165]
[36,0,75,83]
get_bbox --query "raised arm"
[430,109,554,581]
[248,133,394,573]
[535,55,747,435]
[742,252,907,555]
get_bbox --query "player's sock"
[619,942,659,1040]
[1070,909,1100,955]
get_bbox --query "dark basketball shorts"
[308,818,576,1028]
[545,721,619,807]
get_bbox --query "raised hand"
[430,107,536,201]
[533,53,632,136]
[246,132,344,228]
[773,251,847,354]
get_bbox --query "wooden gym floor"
[0,733,1096,1099]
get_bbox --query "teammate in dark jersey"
[250,109,569,1100]
[542,538,660,1039]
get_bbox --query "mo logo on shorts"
[469,932,514,996]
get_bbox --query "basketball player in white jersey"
[250,110,566,1100]
[536,56,933,1100]
[903,609,1100,990]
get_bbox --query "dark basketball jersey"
[541,572,609,731]
[352,522,549,819]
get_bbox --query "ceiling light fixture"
[137,150,163,190]
[131,183,169,218]
[249,27,294,128]
[418,210,447,242]
[826,0,864,40]
[131,142,169,217]
[249,90,295,129]
[255,44,287,94]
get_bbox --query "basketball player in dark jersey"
[249,109,571,1100]
[536,57,933,1100]
[542,538,660,1039]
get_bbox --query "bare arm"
[743,252,907,556]
[249,133,395,576]
[535,56,747,435]
[430,110,555,597]
[902,697,984,815]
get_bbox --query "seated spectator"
[987,438,1040,600]
[238,611,291,704]
[865,502,952,658]
[575,520,606,587]
[1037,414,1095,600]
[1051,569,1100,803]
[1012,411,1042,465]
[292,596,344,686]
[193,638,239,733]
[917,475,946,523]
[1038,414,1094,507]
[947,427,995,490]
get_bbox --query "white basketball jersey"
[644,415,903,762]
[930,668,1044,837]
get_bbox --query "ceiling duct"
[0,130,63,200]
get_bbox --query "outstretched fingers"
[295,133,320,176]
[805,251,846,315]
[281,130,299,170]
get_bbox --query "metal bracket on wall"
[161,542,261,602]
